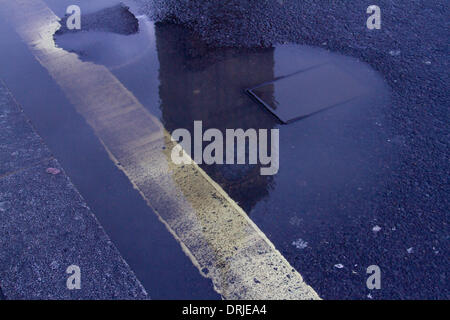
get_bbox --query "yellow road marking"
[1,0,320,299]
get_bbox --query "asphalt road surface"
[135,0,449,299]
[0,0,448,300]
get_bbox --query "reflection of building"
[155,23,278,212]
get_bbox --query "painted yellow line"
[1,0,320,300]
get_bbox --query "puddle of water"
[248,63,369,123]
[53,7,390,217]
[54,23,153,70]
[53,3,152,71]
[55,16,389,212]
[49,2,392,298]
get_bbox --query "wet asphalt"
[135,0,449,299]
[0,80,148,299]
[0,0,448,299]
[0,1,220,299]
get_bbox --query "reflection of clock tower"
[155,23,278,213]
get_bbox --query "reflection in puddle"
[51,3,392,298]
[154,23,278,212]
[55,5,151,70]
[248,63,368,123]
[153,23,389,214]
[54,13,390,216]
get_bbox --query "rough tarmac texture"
[134,0,449,299]
[0,83,51,176]
[0,82,148,299]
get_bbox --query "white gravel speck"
[372,225,382,232]
[292,238,308,249]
